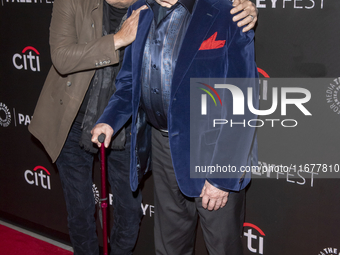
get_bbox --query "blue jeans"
[56,121,142,255]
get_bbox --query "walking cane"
[98,133,108,255]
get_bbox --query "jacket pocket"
[195,47,226,59]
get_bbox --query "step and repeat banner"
[0,0,339,254]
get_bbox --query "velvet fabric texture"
[97,0,258,196]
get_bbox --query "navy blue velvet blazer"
[97,0,259,197]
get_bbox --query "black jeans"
[56,121,142,255]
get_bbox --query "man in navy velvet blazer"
[92,0,258,252]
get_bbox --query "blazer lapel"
[171,0,220,99]
[132,9,153,87]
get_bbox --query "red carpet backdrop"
[0,0,339,255]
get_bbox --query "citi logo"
[243,223,265,254]
[24,166,51,190]
[257,67,269,78]
[13,46,40,72]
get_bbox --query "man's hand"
[113,5,148,50]
[91,123,114,148]
[200,180,229,211]
[231,0,258,32]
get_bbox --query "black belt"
[159,129,169,137]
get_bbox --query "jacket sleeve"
[49,0,119,75]
[206,26,259,192]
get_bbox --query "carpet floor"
[0,224,73,255]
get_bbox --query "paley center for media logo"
[13,46,41,72]
[0,102,11,127]
[194,77,312,128]
[0,102,33,128]
[318,247,339,255]
[91,183,155,217]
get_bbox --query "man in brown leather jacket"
[28,0,258,254]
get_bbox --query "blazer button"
[107,60,111,64]
[151,88,159,94]
[99,61,103,66]
[66,81,72,87]
[95,62,99,67]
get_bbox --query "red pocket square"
[199,32,226,50]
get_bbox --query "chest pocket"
[195,46,227,59]
[195,31,227,59]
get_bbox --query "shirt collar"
[146,0,196,14]
[179,0,195,13]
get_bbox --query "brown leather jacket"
[28,0,120,162]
